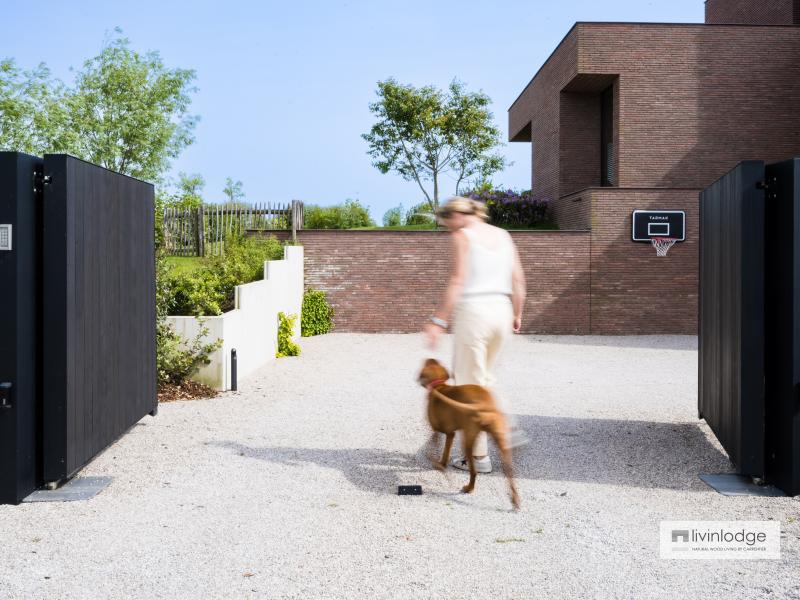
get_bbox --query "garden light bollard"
[231,348,238,391]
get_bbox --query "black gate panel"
[0,152,43,504]
[764,157,800,495]
[699,160,766,477]
[42,155,156,483]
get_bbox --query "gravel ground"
[1,333,799,600]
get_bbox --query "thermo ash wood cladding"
[42,155,156,483]
[699,161,766,477]
[0,152,43,504]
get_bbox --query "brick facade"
[509,29,578,203]
[509,23,800,202]
[269,230,591,334]
[548,193,591,230]
[559,91,602,194]
[705,0,799,25]
[502,8,800,336]
[585,188,701,334]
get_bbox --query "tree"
[405,201,436,226]
[0,59,53,154]
[170,172,205,209]
[223,177,244,204]
[382,204,403,227]
[362,78,506,210]
[43,32,197,182]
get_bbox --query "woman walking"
[423,196,527,473]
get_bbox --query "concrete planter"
[166,245,303,390]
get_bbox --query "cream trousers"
[451,297,513,457]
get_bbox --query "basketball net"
[651,237,677,257]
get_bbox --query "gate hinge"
[756,176,778,192]
[32,168,52,195]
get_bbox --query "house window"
[601,86,615,186]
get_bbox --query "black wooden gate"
[699,161,766,477]
[0,153,156,503]
[764,158,800,496]
[42,155,157,482]
[0,152,43,504]
[700,157,800,495]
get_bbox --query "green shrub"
[405,201,435,226]
[277,312,300,357]
[382,205,403,227]
[167,234,284,316]
[156,320,222,385]
[301,289,334,336]
[155,248,222,386]
[304,199,375,229]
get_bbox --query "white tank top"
[460,226,514,300]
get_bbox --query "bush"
[277,312,300,357]
[382,205,403,227]
[168,234,284,316]
[404,201,435,226]
[156,320,222,385]
[467,189,550,228]
[301,289,334,336]
[304,199,375,229]
[155,248,222,386]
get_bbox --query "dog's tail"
[430,387,491,413]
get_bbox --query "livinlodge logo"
[660,521,781,559]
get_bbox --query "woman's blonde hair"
[435,196,489,221]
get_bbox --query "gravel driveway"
[1,333,798,599]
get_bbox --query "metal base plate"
[22,476,113,503]
[699,473,785,497]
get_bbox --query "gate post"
[197,205,205,257]
[291,199,298,243]
[0,152,43,504]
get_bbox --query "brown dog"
[418,358,520,509]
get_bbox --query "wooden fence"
[163,200,304,256]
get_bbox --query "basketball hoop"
[651,237,677,257]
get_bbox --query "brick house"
[508,0,800,333]
[264,1,800,335]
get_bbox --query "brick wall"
[582,24,800,191]
[269,230,591,334]
[549,192,592,230]
[509,26,579,203]
[509,23,800,201]
[705,0,798,25]
[587,188,701,334]
[559,91,601,196]
[266,203,699,335]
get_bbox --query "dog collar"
[426,378,447,391]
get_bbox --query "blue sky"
[2,0,703,219]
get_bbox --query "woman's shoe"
[450,455,492,473]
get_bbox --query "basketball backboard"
[632,210,685,242]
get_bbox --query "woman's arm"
[511,242,526,333]
[424,230,468,348]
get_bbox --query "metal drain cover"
[23,476,113,503]
[699,473,785,497]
